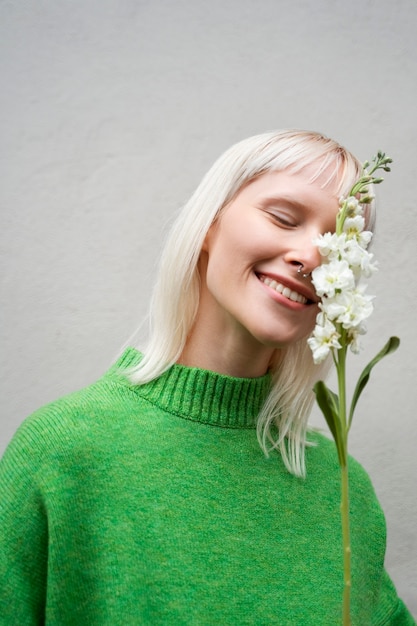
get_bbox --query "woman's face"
[198,168,341,353]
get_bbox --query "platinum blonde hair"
[129,130,373,477]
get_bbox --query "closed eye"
[269,212,298,228]
[258,196,303,228]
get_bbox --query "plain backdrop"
[1,0,416,615]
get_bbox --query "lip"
[256,271,318,305]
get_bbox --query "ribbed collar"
[112,348,271,429]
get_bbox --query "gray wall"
[1,0,416,613]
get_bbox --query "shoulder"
[308,429,375,478]
[1,348,144,472]
[307,430,383,510]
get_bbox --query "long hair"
[128,130,373,477]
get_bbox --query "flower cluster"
[307,152,392,365]
[307,197,376,363]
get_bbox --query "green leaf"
[313,381,346,465]
[348,336,400,429]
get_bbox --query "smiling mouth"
[258,275,311,305]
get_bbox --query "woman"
[0,130,414,625]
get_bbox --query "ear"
[201,234,210,252]
[201,219,218,252]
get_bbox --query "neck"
[178,341,273,379]
[178,306,276,380]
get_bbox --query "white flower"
[358,250,378,278]
[343,240,378,277]
[341,196,364,217]
[358,230,373,248]
[343,216,373,250]
[323,286,374,330]
[313,232,346,260]
[308,318,342,364]
[319,297,347,322]
[311,259,355,298]
[346,324,367,354]
[343,215,365,235]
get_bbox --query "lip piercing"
[297,264,311,279]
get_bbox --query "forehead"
[234,168,341,205]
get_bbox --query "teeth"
[260,276,308,304]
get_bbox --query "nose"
[285,238,322,276]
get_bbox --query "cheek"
[302,304,320,335]
[206,228,248,272]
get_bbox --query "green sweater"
[0,348,414,626]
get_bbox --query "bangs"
[266,141,363,198]
[295,154,361,197]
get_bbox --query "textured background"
[1,0,416,613]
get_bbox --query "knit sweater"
[0,348,414,626]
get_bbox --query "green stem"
[341,462,351,626]
[335,341,351,625]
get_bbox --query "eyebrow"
[258,195,307,212]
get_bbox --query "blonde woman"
[0,131,414,625]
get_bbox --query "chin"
[254,330,310,350]
[248,310,317,347]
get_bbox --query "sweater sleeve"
[0,422,48,626]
